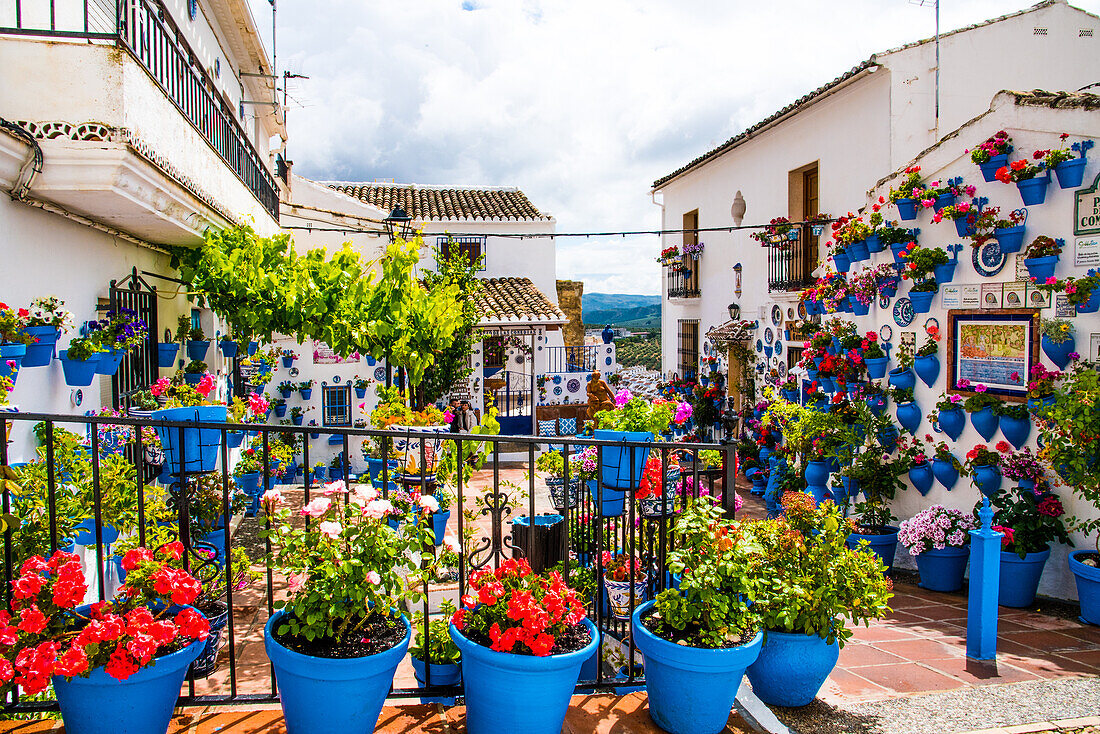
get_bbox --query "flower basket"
[22,325,59,367]
[896,401,922,434]
[933,261,956,285]
[995,225,1026,254]
[896,198,918,221]
[218,339,238,359]
[190,600,231,678]
[1041,333,1075,370]
[978,154,1009,182]
[972,464,1002,498]
[938,407,965,441]
[970,406,999,442]
[914,354,940,387]
[593,429,653,489]
[999,414,1031,449]
[833,252,851,273]
[1024,255,1058,281]
[849,239,870,262]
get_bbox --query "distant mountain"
[582,293,661,327]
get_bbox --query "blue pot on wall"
[846,526,899,570]
[932,457,959,490]
[910,290,935,314]
[890,240,910,264]
[300,388,313,400]
[632,601,762,734]
[972,464,1002,498]
[1069,550,1100,625]
[274,403,288,418]
[896,401,922,434]
[1054,157,1087,189]
[896,198,918,220]
[153,405,227,476]
[866,233,884,253]
[851,299,870,316]
[865,357,889,379]
[934,193,955,212]
[913,354,940,388]
[187,340,210,362]
[21,326,59,367]
[994,225,1026,254]
[878,425,899,453]
[953,217,973,238]
[157,342,180,368]
[936,407,964,440]
[978,154,1008,182]
[908,463,934,496]
[866,395,888,417]
[1000,547,1050,608]
[970,406,1000,441]
[59,350,100,387]
[933,261,957,285]
[916,546,970,592]
[999,414,1031,449]
[95,347,125,375]
[1017,175,1049,206]
[1024,255,1058,282]
[1077,287,1100,314]
[746,631,840,708]
[833,251,852,273]
[878,277,899,298]
[0,343,25,384]
[219,339,238,359]
[849,239,870,262]
[1041,334,1075,370]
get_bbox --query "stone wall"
[556,279,584,347]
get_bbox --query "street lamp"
[727,302,741,321]
[383,205,414,243]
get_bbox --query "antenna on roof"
[909,0,941,137]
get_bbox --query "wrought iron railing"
[0,0,280,222]
[545,345,600,374]
[0,411,735,711]
[767,224,818,292]
[666,266,700,299]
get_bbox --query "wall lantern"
[727,302,741,321]
[383,205,414,243]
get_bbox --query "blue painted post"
[967,498,1002,660]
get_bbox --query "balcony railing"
[0,411,734,710]
[545,345,600,373]
[767,224,818,292]
[1,0,280,222]
[666,267,700,299]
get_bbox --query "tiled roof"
[706,320,757,346]
[474,278,566,325]
[652,1,1090,189]
[1007,89,1100,111]
[324,182,549,221]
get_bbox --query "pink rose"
[300,497,331,518]
[365,571,381,585]
[318,521,342,539]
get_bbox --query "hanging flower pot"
[225,430,244,449]
[187,339,211,362]
[878,277,900,299]
[1027,395,1056,416]
[908,463,934,496]
[804,460,830,487]
[1000,547,1050,608]
[865,357,889,380]
[546,477,579,510]
[247,341,259,356]
[953,217,973,238]
[1076,288,1100,314]
[594,429,653,490]
[972,464,1002,498]
[932,457,959,489]
[818,376,835,394]
[1054,157,1087,189]
[589,480,627,517]
[970,406,1000,441]
[0,343,25,384]
[95,347,126,376]
[896,401,922,434]
[994,225,1026,254]
[1024,254,1059,282]
[851,299,870,316]
[999,414,1031,449]
[866,394,888,416]
[890,240,910,264]
[1016,175,1049,206]
[59,350,101,387]
[888,367,916,392]
[896,198,919,221]
[938,407,965,440]
[934,192,955,212]
[1069,550,1100,625]
[878,425,899,453]
[190,601,231,678]
[274,403,288,418]
[833,251,852,273]
[156,342,180,368]
[21,326,60,367]
[933,261,957,285]
[300,387,313,400]
[849,239,870,262]
[915,546,970,592]
[219,339,238,359]
[913,354,940,387]
[1041,334,1075,370]
[153,405,228,476]
[291,414,304,426]
[746,630,840,708]
[867,232,884,253]
[910,290,936,314]
[978,154,1009,182]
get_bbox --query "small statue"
[586,370,615,420]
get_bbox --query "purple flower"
[957,378,971,389]
[949,395,962,404]
[975,384,987,393]
[1068,351,1080,361]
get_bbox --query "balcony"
[666,266,700,299]
[0,0,280,242]
[767,224,819,292]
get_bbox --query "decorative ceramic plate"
[373,366,386,381]
[777,361,788,378]
[756,339,764,353]
[764,327,774,345]
[879,324,893,342]
[771,305,783,327]
[973,239,1006,277]
[893,298,915,327]
[797,302,808,319]
[289,367,300,378]
[924,317,939,331]
[787,307,796,320]
[774,340,783,356]
[553,375,562,384]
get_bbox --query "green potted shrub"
[409,600,462,705]
[842,447,904,569]
[186,325,210,362]
[58,335,103,387]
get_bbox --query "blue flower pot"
[909,463,934,496]
[849,239,870,262]
[589,480,627,517]
[804,460,830,487]
[878,425,899,453]
[954,217,973,238]
[994,225,1026,254]
[1017,175,1049,206]
[938,407,965,440]
[266,609,411,734]
[910,290,935,314]
[452,617,598,734]
[746,630,840,708]
[867,233,884,253]
[226,431,244,449]
[851,299,870,316]
[355,386,367,399]
[153,405,227,475]
[274,403,288,418]
[219,339,238,359]
[410,657,460,705]
[281,356,295,368]
[1017,479,1036,491]
[833,251,852,273]
[750,476,767,496]
[248,341,259,356]
[430,509,451,546]
[932,457,959,490]
[156,342,180,368]
[1024,255,1058,282]
[300,388,313,400]
[1028,395,1056,416]
[594,429,652,489]
[632,601,762,734]
[279,387,293,398]
[896,198,918,221]
[0,343,25,384]
[53,627,204,734]
[971,406,1000,442]
[818,376,835,394]
[72,518,120,546]
[1000,547,1050,608]
[933,261,957,285]
[291,414,304,426]
[1054,157,1087,189]
[187,340,210,362]
[865,357,889,380]
[896,401,922,434]
[916,546,970,592]
[1069,550,1100,625]
[1077,288,1100,314]
[59,350,101,387]
[890,240,910,264]
[972,464,1002,498]
[839,476,858,503]
[846,526,899,570]
[999,414,1031,449]
[95,347,126,375]
[21,326,59,367]
[329,466,343,481]
[191,603,231,678]
[807,484,830,506]
[1042,334,1075,370]
[934,193,955,212]
[914,354,940,388]
[879,277,900,298]
[183,373,202,386]
[866,395,888,417]
[978,154,1008,183]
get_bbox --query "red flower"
[17,604,47,634]
[995,440,1011,453]
[53,646,89,677]
[160,541,185,561]
[175,607,210,641]
[104,647,140,681]
[120,548,153,571]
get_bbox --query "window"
[483,337,505,368]
[677,320,699,379]
[190,309,202,334]
[322,385,352,427]
[769,164,819,292]
[437,236,486,270]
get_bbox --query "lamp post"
[383,205,414,243]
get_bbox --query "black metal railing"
[767,224,818,292]
[1,0,280,222]
[0,411,735,711]
[666,267,700,299]
[545,346,600,374]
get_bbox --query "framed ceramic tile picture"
[946,309,1039,401]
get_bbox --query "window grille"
[322,385,352,427]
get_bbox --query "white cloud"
[254,0,1100,295]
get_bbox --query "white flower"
[443,535,460,554]
[364,499,394,520]
[262,488,282,506]
[350,484,379,507]
[319,521,342,539]
[418,494,440,513]
[365,570,381,585]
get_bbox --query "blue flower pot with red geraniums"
[632,601,762,734]
[896,401,922,434]
[1000,547,1050,608]
[933,193,954,212]
[979,154,1008,183]
[266,609,411,734]
[1042,334,1075,370]
[1069,550,1100,625]
[891,240,911,264]
[909,462,934,496]
[1024,255,1058,282]
[1055,157,1087,189]
[865,357,889,380]
[846,526,899,571]
[914,354,940,388]
[970,406,1000,442]
[953,216,973,238]
[972,464,1002,498]
[187,340,210,362]
[937,407,966,441]
[999,414,1031,449]
[995,225,1026,254]
[22,326,60,367]
[95,347,126,376]
[1017,174,1050,206]
[59,350,101,387]
[1077,286,1100,314]
[867,232,885,253]
[746,630,840,708]
[896,198,919,221]
[452,616,598,734]
[933,261,957,285]
[833,251,852,273]
[916,546,970,592]
[910,290,936,314]
[818,376,835,394]
[933,457,959,490]
[52,627,205,734]
[589,480,627,517]
[156,342,180,368]
[849,239,870,262]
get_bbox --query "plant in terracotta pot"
[985,481,1072,607]
[898,505,978,592]
[745,493,892,708]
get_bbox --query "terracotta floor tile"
[851,625,920,643]
[1056,648,1100,669]
[838,643,906,667]
[1000,630,1093,653]
[1061,624,1100,645]
[873,638,966,660]
[998,652,1099,678]
[898,618,967,637]
[884,610,932,624]
[564,692,754,733]
[906,603,972,621]
[819,668,891,702]
[848,661,965,694]
[918,656,1040,685]
[1001,612,1081,631]
[887,594,940,611]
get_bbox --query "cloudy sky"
[249,0,1098,295]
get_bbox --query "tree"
[418,241,483,405]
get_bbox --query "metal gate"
[108,267,159,408]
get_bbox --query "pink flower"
[364,499,395,520]
[195,374,215,397]
[614,389,632,408]
[674,401,693,425]
[1066,284,1077,294]
[921,199,935,208]
[322,480,348,495]
[443,410,454,424]
[318,521,342,539]
[957,378,971,389]
[300,497,331,518]
[351,484,379,507]
[1010,372,1020,381]
[418,494,440,513]
[1068,351,1081,361]
[443,535,460,554]
[150,377,170,397]
[247,392,269,415]
[287,573,308,593]
[261,488,282,507]
[1045,277,1057,285]
[365,571,381,585]
[975,384,987,393]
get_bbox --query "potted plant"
[1027,363,1062,416]
[656,244,681,265]
[913,324,941,387]
[879,224,919,264]
[965,443,1003,498]
[298,379,314,400]
[1044,134,1093,189]
[88,308,148,376]
[892,385,921,435]
[631,500,763,733]
[970,130,1013,181]
[371,386,451,481]
[1023,236,1063,282]
[280,348,298,367]
[150,373,226,476]
[933,200,978,238]
[233,447,265,514]
[186,326,210,362]
[271,396,288,418]
[746,494,892,708]
[846,270,878,316]
[988,482,1072,607]
[602,551,647,620]
[843,447,903,570]
[929,392,966,441]
[959,380,1002,441]
[410,601,461,705]
[991,208,1027,254]
[58,335,103,387]
[218,328,239,359]
[183,359,208,385]
[995,402,1031,449]
[1040,270,1100,314]
[289,406,305,426]
[896,434,933,496]
[831,214,872,265]
[450,559,597,734]
[0,546,210,734]
[898,505,977,592]
[277,380,295,399]
[352,375,371,399]
[888,339,916,393]
[929,438,965,490]
[21,296,74,368]
[888,166,925,220]
[995,152,1050,205]
[261,481,434,734]
[1040,318,1076,370]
